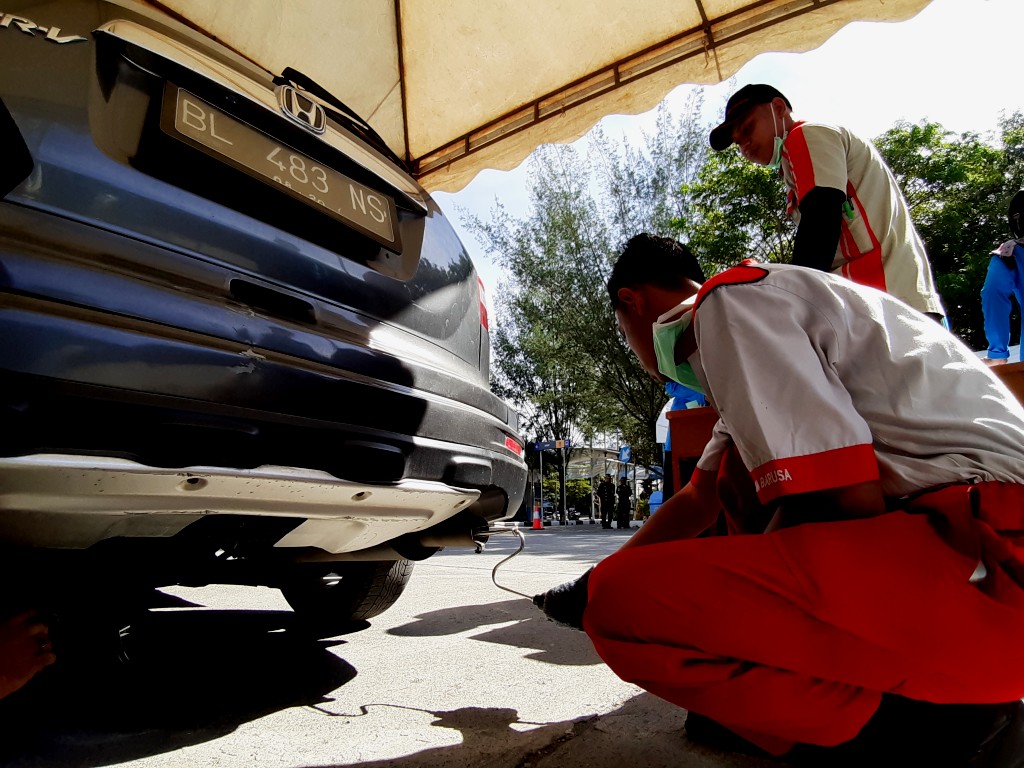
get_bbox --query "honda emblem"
[277,84,326,135]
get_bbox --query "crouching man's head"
[607,234,705,381]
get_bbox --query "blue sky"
[434,0,1024,302]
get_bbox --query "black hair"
[607,234,705,309]
[1010,189,1024,239]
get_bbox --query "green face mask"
[766,135,785,171]
[766,109,788,171]
[652,305,704,395]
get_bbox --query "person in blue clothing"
[981,190,1024,366]
[665,381,706,412]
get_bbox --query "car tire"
[281,559,415,632]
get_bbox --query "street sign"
[532,439,573,451]
[618,445,631,463]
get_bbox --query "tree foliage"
[543,477,593,512]
[674,146,793,273]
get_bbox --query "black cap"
[709,84,792,151]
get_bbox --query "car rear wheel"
[280,560,415,633]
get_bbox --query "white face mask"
[766,107,788,171]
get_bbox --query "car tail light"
[503,435,524,458]
[477,276,489,331]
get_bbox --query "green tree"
[674,145,793,274]
[593,90,710,240]
[483,156,600,519]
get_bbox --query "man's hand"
[985,357,1009,367]
[533,568,593,630]
[0,610,56,699]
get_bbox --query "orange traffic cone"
[532,507,543,529]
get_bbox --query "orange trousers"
[584,478,1024,755]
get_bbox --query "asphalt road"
[0,523,775,768]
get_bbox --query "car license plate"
[162,87,398,248]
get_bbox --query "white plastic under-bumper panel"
[0,454,479,553]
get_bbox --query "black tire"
[281,560,414,631]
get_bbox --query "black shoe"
[786,696,1021,768]
[968,701,1024,768]
[532,569,592,631]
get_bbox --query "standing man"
[982,189,1024,366]
[534,234,1024,765]
[615,476,632,530]
[597,474,616,529]
[709,84,945,322]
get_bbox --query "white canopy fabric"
[152,0,933,192]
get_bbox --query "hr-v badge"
[0,13,86,44]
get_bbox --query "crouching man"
[536,234,1024,766]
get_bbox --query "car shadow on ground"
[0,607,360,767]
[387,598,602,666]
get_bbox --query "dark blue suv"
[0,1,526,629]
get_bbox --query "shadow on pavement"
[387,598,602,666]
[296,694,778,768]
[305,703,575,767]
[0,607,359,767]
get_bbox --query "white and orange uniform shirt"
[689,263,1024,505]
[781,121,945,317]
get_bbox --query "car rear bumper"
[0,207,527,551]
[0,454,483,553]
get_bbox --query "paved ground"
[0,523,779,768]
